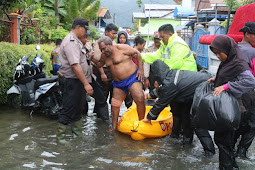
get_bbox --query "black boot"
[94,104,109,121]
[236,146,248,159]
[182,134,193,145]
[170,132,180,139]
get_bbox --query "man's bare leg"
[109,88,126,132]
[129,82,145,120]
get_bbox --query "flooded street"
[1,100,255,170]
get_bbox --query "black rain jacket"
[147,60,212,120]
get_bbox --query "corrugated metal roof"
[144,4,180,10]
[133,12,146,19]
[145,10,174,19]
[195,0,228,11]
[97,7,111,19]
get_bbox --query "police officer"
[57,17,109,144]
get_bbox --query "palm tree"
[43,0,67,22]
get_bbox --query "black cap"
[239,22,255,34]
[73,17,90,30]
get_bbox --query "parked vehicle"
[7,45,62,118]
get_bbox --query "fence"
[0,19,12,42]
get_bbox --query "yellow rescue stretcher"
[117,101,173,140]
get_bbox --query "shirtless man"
[95,36,145,131]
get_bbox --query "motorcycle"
[7,45,62,118]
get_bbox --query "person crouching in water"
[141,59,213,148]
[209,35,255,170]
[93,36,146,131]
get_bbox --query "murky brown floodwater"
[0,99,254,169]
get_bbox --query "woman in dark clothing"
[117,31,130,45]
[209,35,255,170]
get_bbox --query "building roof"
[144,10,175,19]
[144,4,180,10]
[97,7,111,19]
[133,12,146,19]
[195,0,227,11]
[133,4,180,20]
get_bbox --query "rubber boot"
[170,116,181,139]
[195,129,215,156]
[56,123,69,144]
[236,146,248,159]
[71,120,82,139]
[95,104,109,121]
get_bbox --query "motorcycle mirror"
[36,45,41,50]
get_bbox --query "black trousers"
[195,128,215,154]
[93,66,113,104]
[234,91,255,151]
[214,130,236,170]
[58,78,109,125]
[170,101,193,141]
[58,78,86,125]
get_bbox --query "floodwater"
[0,100,255,170]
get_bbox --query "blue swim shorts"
[112,69,141,93]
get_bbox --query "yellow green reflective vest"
[141,33,197,72]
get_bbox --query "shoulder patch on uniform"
[70,35,75,41]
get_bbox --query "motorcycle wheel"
[8,94,22,109]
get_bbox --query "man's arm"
[141,48,161,64]
[147,85,177,120]
[72,63,93,96]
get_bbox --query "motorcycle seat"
[33,72,46,80]
[16,76,34,84]
[35,76,58,89]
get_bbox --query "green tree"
[64,0,100,23]
[223,0,254,10]
[81,0,100,21]
[43,0,67,23]
[9,0,42,18]
[0,0,20,11]
[136,0,143,8]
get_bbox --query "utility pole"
[113,13,116,24]
[147,0,151,46]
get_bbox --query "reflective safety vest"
[141,33,197,72]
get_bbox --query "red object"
[199,3,255,45]
[132,57,138,66]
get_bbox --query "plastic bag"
[191,81,241,131]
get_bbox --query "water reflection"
[0,104,254,169]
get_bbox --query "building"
[132,3,181,46]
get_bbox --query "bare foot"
[107,128,116,132]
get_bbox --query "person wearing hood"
[141,60,213,147]
[208,35,255,169]
[117,31,130,45]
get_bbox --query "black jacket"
[147,60,212,120]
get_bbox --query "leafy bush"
[20,26,37,44]
[41,26,69,43]
[0,42,55,105]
